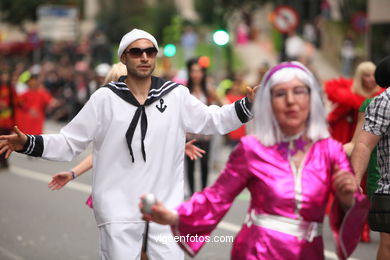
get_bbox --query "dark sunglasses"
[125,47,158,58]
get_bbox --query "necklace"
[276,133,308,160]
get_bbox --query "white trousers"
[98,222,184,260]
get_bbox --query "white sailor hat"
[117,28,159,58]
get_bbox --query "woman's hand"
[139,195,178,225]
[48,171,73,190]
[185,139,205,160]
[332,168,357,208]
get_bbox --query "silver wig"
[250,61,329,146]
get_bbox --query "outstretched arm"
[351,130,380,185]
[181,87,253,136]
[343,111,365,156]
[48,154,93,190]
[0,126,28,158]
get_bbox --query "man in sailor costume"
[0,29,253,259]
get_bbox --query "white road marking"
[9,166,360,260]
[0,246,24,260]
[10,166,91,193]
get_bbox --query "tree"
[96,0,178,44]
[1,0,82,26]
[340,0,367,22]
[146,0,178,44]
[195,0,269,27]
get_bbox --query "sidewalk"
[234,38,340,85]
[310,49,341,82]
[234,40,277,85]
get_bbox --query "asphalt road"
[0,121,379,260]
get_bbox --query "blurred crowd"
[1,12,389,256]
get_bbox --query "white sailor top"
[20,76,252,226]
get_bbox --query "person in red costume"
[224,73,249,147]
[0,70,18,168]
[325,61,383,243]
[326,61,383,144]
[16,74,58,135]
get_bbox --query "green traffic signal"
[213,30,229,46]
[164,44,176,57]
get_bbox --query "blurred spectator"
[236,22,250,45]
[88,63,112,99]
[224,73,248,146]
[15,73,58,135]
[254,62,270,86]
[313,16,323,48]
[303,21,317,47]
[90,30,112,67]
[74,70,90,112]
[43,70,62,96]
[285,31,305,61]
[73,61,91,108]
[75,36,90,61]
[185,57,220,195]
[243,10,257,41]
[181,26,198,62]
[159,57,178,81]
[350,55,390,258]
[52,65,78,121]
[341,35,356,77]
[15,62,30,95]
[216,77,233,101]
[171,68,187,86]
[104,62,127,84]
[15,71,29,94]
[0,70,18,168]
[325,62,384,242]
[321,0,331,19]
[325,61,383,145]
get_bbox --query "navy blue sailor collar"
[106,75,179,106]
[105,76,180,163]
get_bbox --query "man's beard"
[128,64,155,79]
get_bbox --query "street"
[0,121,380,260]
[1,0,389,259]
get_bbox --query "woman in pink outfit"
[140,62,369,260]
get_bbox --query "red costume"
[0,82,18,168]
[16,88,52,135]
[325,77,383,144]
[325,77,383,243]
[0,83,17,131]
[225,94,246,142]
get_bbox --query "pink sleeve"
[171,140,252,256]
[327,139,369,260]
[330,193,368,260]
[328,139,352,173]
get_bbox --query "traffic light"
[212,30,229,46]
[163,44,176,57]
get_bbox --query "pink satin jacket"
[172,136,368,260]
